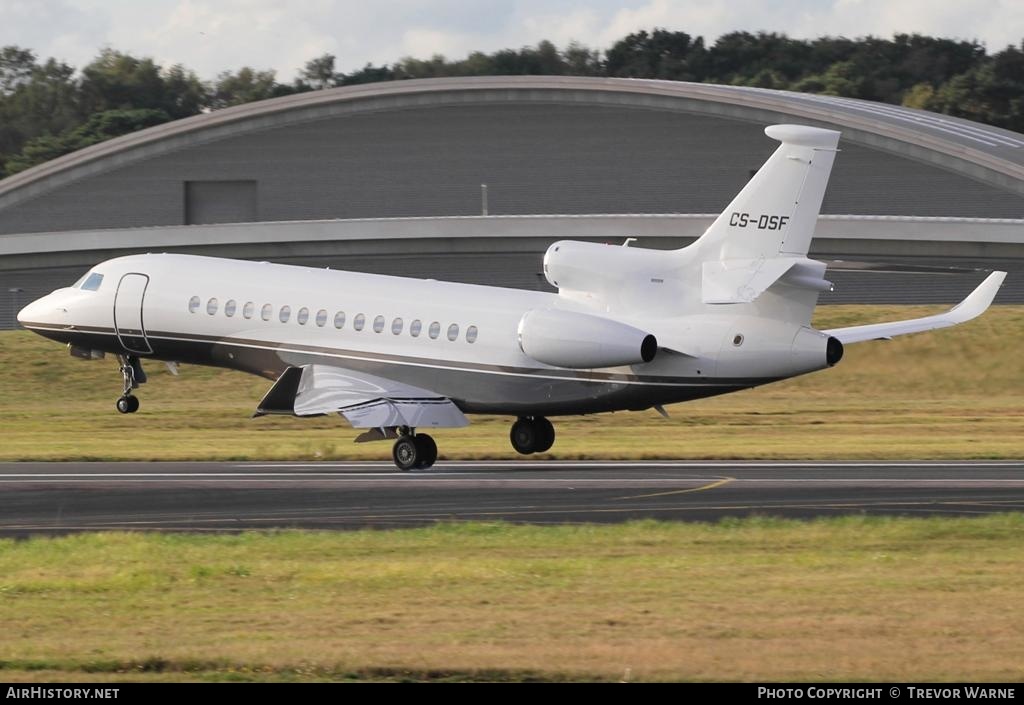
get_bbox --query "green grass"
[1,518,1023,682]
[1,305,1022,460]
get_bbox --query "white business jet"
[18,124,1006,469]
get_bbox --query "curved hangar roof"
[1,76,1022,234]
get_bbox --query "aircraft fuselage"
[18,253,832,416]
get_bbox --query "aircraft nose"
[17,294,64,327]
[16,298,38,326]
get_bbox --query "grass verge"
[1,517,1023,682]
[1,305,1022,460]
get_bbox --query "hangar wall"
[1,105,1022,237]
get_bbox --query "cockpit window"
[80,273,104,291]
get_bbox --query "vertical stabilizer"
[694,124,840,261]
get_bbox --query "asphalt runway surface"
[2,460,1023,536]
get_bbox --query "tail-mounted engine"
[517,308,657,369]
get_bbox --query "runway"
[2,460,1023,536]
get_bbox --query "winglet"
[825,271,1006,344]
[946,271,1006,323]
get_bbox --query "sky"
[2,0,1022,81]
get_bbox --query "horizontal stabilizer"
[824,260,988,275]
[825,271,1006,344]
[702,257,830,304]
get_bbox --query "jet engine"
[517,308,658,369]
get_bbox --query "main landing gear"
[115,355,146,414]
[392,431,438,471]
[510,416,555,455]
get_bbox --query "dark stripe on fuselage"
[22,322,777,415]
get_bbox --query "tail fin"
[695,124,840,261]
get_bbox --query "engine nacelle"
[517,308,658,369]
[544,240,673,291]
[790,327,844,373]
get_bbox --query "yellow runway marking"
[614,476,735,501]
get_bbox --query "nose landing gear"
[115,355,146,414]
[510,416,555,455]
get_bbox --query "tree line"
[2,30,1022,179]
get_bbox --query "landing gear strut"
[115,355,145,414]
[392,430,438,471]
[510,416,555,455]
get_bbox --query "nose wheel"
[510,416,555,455]
[115,355,146,414]
[392,432,438,471]
[116,395,140,414]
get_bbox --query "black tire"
[534,417,555,453]
[116,396,132,414]
[510,418,538,455]
[414,434,438,469]
[126,395,140,413]
[392,436,420,471]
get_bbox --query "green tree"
[0,46,37,95]
[211,67,278,108]
[299,53,337,90]
[4,108,171,175]
[930,44,1024,131]
[607,29,706,80]
[901,82,935,110]
[80,48,165,113]
[564,42,603,76]
[161,64,209,118]
[338,63,395,85]
[78,48,208,119]
[0,57,79,164]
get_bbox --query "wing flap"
[340,398,470,429]
[825,271,1006,344]
[254,364,469,429]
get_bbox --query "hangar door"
[184,180,258,224]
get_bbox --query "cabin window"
[334,311,345,329]
[354,313,365,331]
[428,321,441,339]
[316,309,328,327]
[224,300,237,317]
[447,323,459,341]
[410,319,422,337]
[207,298,219,315]
[733,334,744,346]
[373,315,385,333]
[243,301,255,319]
[297,307,309,325]
[279,305,291,323]
[261,304,272,321]
[391,318,403,335]
[81,273,104,291]
[466,325,478,343]
[188,296,200,313]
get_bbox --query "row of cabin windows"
[188,296,478,343]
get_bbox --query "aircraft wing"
[254,364,469,429]
[824,271,1006,344]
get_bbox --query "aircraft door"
[114,273,153,354]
